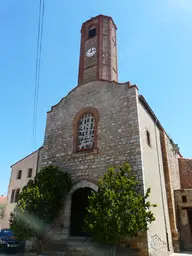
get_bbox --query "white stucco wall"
[2,150,39,228]
[138,101,173,256]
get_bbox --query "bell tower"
[78,15,118,85]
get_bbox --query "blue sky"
[1,0,192,195]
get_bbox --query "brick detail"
[160,131,179,252]
[78,15,118,85]
[179,158,192,189]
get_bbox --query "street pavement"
[173,254,192,256]
[0,252,192,256]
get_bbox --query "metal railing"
[83,236,92,254]
[27,223,63,255]
[37,223,63,244]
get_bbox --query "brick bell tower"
[78,15,118,85]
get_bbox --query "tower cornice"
[80,14,117,32]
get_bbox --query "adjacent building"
[2,148,41,229]
[174,159,192,251]
[3,15,192,256]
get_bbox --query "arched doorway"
[70,187,93,237]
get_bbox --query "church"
[3,14,192,256]
[38,14,180,255]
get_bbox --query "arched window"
[73,107,99,152]
[78,113,95,150]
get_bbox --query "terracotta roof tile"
[0,196,6,205]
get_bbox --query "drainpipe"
[154,119,170,251]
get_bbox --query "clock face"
[86,47,96,58]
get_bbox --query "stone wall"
[39,80,180,255]
[164,135,181,192]
[39,81,143,185]
[179,158,192,189]
[39,80,149,255]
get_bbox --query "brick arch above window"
[73,107,100,153]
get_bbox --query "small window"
[17,170,22,179]
[182,195,187,203]
[14,189,20,203]
[146,130,151,147]
[10,189,15,203]
[28,168,33,178]
[88,28,96,38]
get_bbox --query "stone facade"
[39,81,143,184]
[37,78,179,255]
[39,80,153,255]
[179,158,192,189]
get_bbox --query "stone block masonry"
[38,80,148,253]
[39,81,143,188]
[38,79,176,255]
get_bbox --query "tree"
[10,166,72,248]
[84,163,157,256]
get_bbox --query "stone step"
[39,251,90,256]
[41,248,139,256]
[43,238,140,256]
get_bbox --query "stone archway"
[62,180,98,238]
[70,187,93,236]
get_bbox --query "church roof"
[10,147,43,168]
[139,95,183,157]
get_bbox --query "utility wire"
[33,0,42,138]
[32,0,45,148]
[35,0,45,127]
